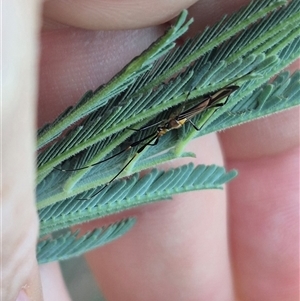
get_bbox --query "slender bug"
[82,86,239,200]
[55,72,252,200]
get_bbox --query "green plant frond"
[36,133,194,209]
[137,0,288,94]
[37,218,136,263]
[36,1,299,186]
[38,66,298,208]
[36,53,275,183]
[36,72,195,182]
[38,164,237,235]
[37,10,193,150]
[224,0,300,65]
[272,34,300,69]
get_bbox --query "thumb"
[2,1,42,300]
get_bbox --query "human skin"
[2,0,299,300]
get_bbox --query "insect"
[92,88,241,199]
[55,72,251,200]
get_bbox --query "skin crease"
[2,0,299,301]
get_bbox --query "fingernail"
[16,290,29,301]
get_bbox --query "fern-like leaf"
[38,164,237,235]
[37,218,136,263]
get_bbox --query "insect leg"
[185,94,230,131]
[54,147,132,172]
[55,130,159,172]
[187,119,201,131]
[78,133,158,200]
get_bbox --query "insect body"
[163,85,240,131]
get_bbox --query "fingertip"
[43,0,197,30]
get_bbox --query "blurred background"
[60,256,106,301]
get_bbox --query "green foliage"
[36,0,300,262]
[38,164,237,237]
[37,218,136,264]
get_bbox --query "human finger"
[42,0,197,30]
[220,107,299,300]
[218,46,299,301]
[2,0,42,300]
